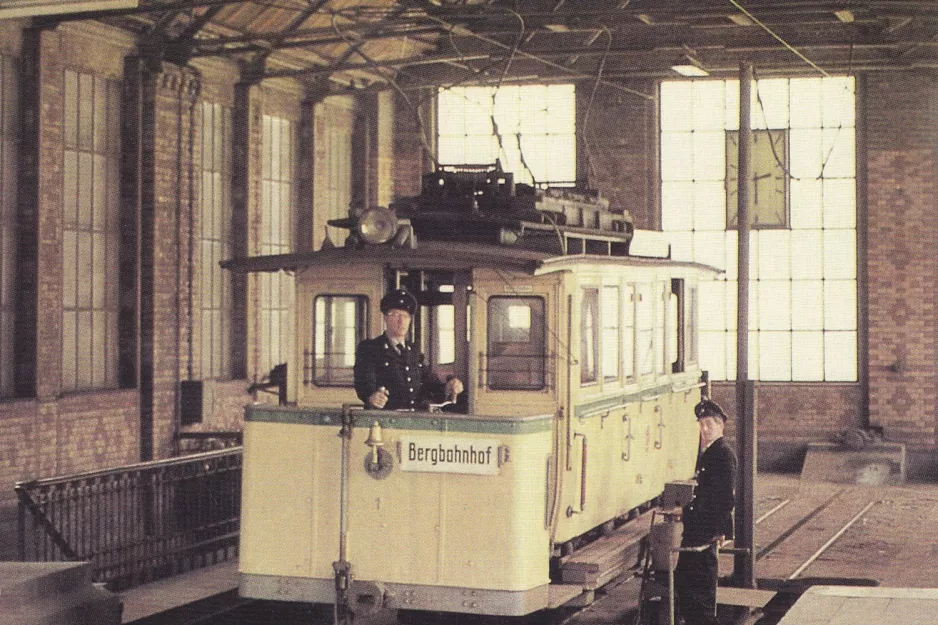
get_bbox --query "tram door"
[396,269,472,412]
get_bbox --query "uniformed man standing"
[354,288,463,410]
[675,399,738,625]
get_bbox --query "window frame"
[310,294,368,387]
[486,295,547,391]
[61,68,121,393]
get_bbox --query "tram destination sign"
[399,435,501,475]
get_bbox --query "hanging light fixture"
[671,52,709,77]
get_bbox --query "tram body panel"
[239,417,335,579]
[239,407,553,601]
[469,268,564,419]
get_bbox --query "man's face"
[698,415,725,448]
[384,309,412,341]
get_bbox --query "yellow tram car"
[225,166,718,619]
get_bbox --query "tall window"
[312,295,365,385]
[661,77,857,382]
[259,114,295,377]
[487,296,546,390]
[437,85,576,186]
[580,288,599,384]
[602,286,620,381]
[62,70,120,391]
[0,56,17,397]
[200,101,232,379]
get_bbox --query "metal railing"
[15,447,241,591]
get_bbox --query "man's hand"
[369,387,389,409]
[445,378,464,401]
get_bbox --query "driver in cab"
[354,288,463,411]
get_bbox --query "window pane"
[824,332,857,381]
[661,76,856,382]
[581,288,598,384]
[758,331,791,380]
[753,78,789,128]
[693,131,725,180]
[313,295,364,385]
[758,280,791,330]
[824,281,857,330]
[661,132,694,181]
[790,177,822,229]
[487,296,545,390]
[693,182,727,232]
[438,85,574,186]
[757,230,791,280]
[623,285,635,379]
[699,330,727,380]
[822,178,856,229]
[823,229,856,280]
[791,280,824,330]
[792,331,824,380]
[637,283,653,375]
[602,286,619,381]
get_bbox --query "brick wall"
[866,71,938,456]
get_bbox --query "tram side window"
[670,280,683,372]
[637,283,654,376]
[487,296,546,390]
[655,282,666,375]
[581,288,599,385]
[602,286,620,382]
[624,284,635,380]
[311,295,366,386]
[687,285,699,365]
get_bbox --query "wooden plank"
[716,586,776,608]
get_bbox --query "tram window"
[624,285,636,380]
[637,284,654,376]
[487,296,546,390]
[311,295,366,386]
[654,282,666,375]
[687,286,699,364]
[602,286,620,382]
[581,288,599,385]
[434,304,456,365]
[670,285,681,371]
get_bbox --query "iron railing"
[15,447,241,591]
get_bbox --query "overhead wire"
[727,0,830,78]
[580,26,613,184]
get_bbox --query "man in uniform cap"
[675,399,738,625]
[354,288,463,410]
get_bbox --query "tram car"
[223,163,718,619]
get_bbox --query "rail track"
[135,480,889,625]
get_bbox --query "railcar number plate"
[399,435,501,475]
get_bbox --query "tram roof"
[221,241,721,276]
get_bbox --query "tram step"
[559,510,650,585]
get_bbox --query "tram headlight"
[358,207,398,245]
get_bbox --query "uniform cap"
[695,399,727,422]
[380,288,417,315]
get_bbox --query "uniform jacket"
[681,436,738,547]
[354,334,446,410]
